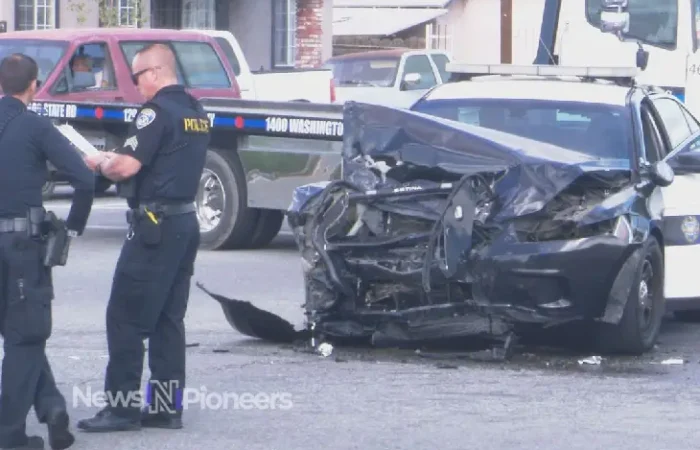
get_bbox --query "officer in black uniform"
[0,54,95,449]
[76,43,209,432]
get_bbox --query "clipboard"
[54,123,100,156]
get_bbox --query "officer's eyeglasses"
[131,66,160,86]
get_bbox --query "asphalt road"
[14,186,700,449]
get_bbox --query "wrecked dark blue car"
[201,73,700,356]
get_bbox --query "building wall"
[296,0,323,67]
[320,0,331,62]
[0,2,13,31]
[440,0,545,64]
[229,0,273,71]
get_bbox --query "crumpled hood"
[337,101,633,222]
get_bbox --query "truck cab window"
[53,42,116,94]
[401,55,436,90]
[120,41,187,85]
[585,0,677,48]
[171,42,231,88]
[214,37,241,76]
[429,53,450,83]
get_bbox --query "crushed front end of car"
[284,102,653,348]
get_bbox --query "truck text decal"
[28,102,78,119]
[265,116,344,137]
[26,102,343,140]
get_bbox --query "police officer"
[77,43,209,432]
[0,54,95,449]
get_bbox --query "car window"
[324,56,400,87]
[120,41,187,85]
[411,98,632,160]
[171,42,231,88]
[402,55,437,90]
[214,37,241,76]
[641,106,666,163]
[585,0,677,48]
[430,54,450,83]
[652,98,695,149]
[53,42,117,94]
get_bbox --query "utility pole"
[500,0,512,63]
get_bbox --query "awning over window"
[333,7,449,36]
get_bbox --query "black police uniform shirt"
[0,96,94,233]
[115,85,210,208]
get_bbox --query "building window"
[182,0,215,29]
[273,0,296,67]
[15,0,56,31]
[118,0,137,27]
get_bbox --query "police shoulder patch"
[136,108,156,129]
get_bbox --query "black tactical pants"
[0,233,65,447]
[103,212,199,419]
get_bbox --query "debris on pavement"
[659,358,685,365]
[578,356,603,365]
[317,342,333,357]
[186,343,200,348]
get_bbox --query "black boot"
[140,407,182,430]
[45,408,74,450]
[0,436,44,449]
[76,408,140,433]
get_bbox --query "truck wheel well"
[651,227,663,257]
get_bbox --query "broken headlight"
[515,217,620,242]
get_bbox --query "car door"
[645,95,700,300]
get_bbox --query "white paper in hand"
[54,123,99,156]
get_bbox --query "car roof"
[423,76,633,106]
[328,49,411,61]
[0,28,212,42]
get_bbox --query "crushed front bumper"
[290,177,638,344]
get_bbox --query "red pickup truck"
[0,27,242,194]
[0,28,346,251]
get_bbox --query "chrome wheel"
[196,169,225,232]
[638,259,654,331]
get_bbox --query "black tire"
[42,181,56,199]
[247,209,284,249]
[197,148,259,250]
[95,177,112,194]
[595,237,665,354]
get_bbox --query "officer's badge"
[681,216,700,243]
[136,108,156,129]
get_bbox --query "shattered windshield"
[324,56,400,87]
[0,39,67,91]
[411,98,632,160]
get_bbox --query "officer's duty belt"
[0,218,27,233]
[141,202,196,216]
[127,203,196,223]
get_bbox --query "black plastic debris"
[196,282,308,344]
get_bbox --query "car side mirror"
[650,160,674,187]
[401,72,421,90]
